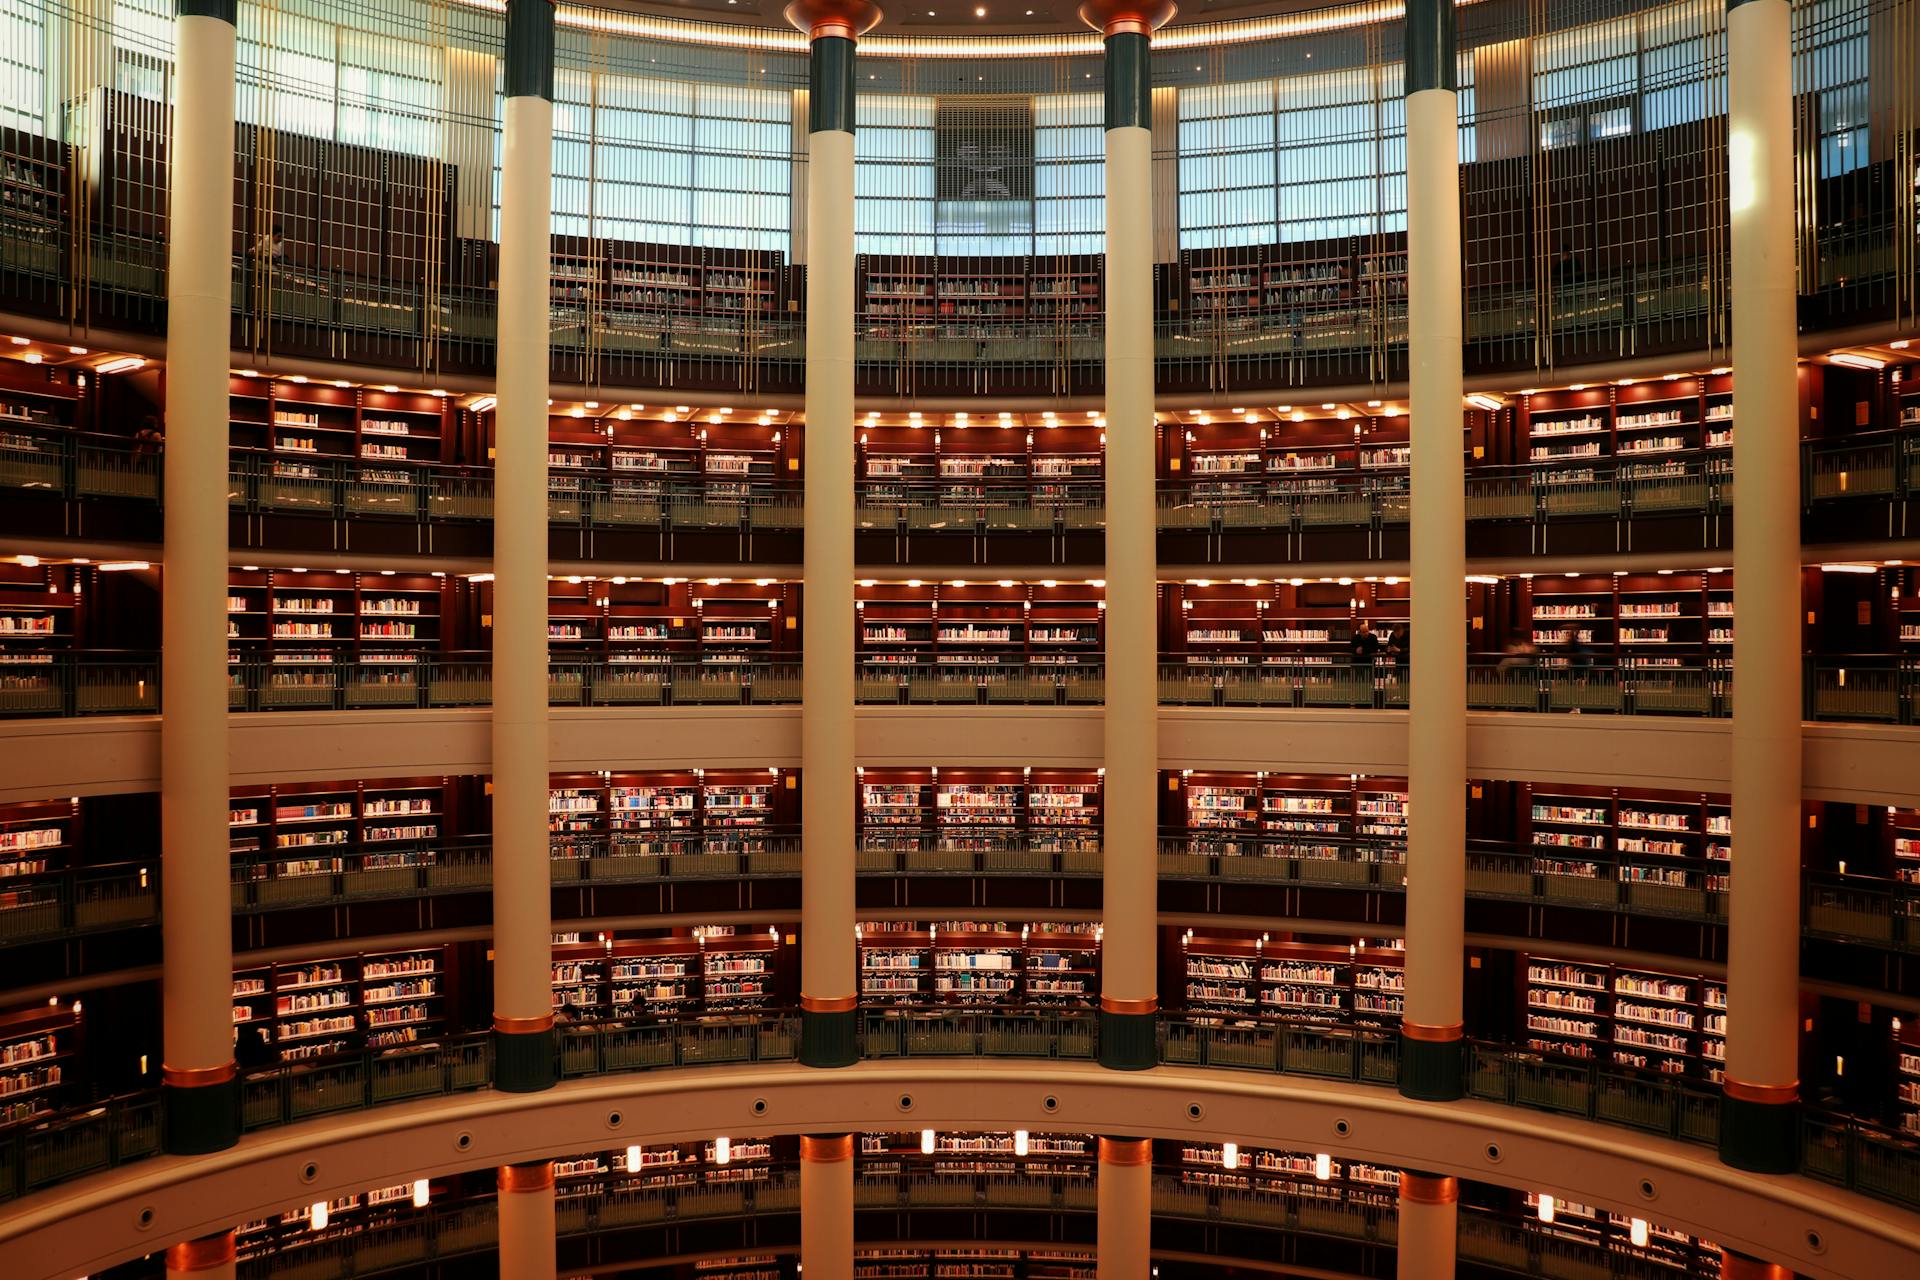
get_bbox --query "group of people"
[1350,619,1405,665]
[1498,624,1595,671]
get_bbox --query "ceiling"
[584,0,1325,39]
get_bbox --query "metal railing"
[1804,659,1920,726]
[11,422,1920,540]
[0,863,158,946]
[1159,659,1408,709]
[220,657,803,712]
[0,653,159,717]
[858,660,1103,706]
[1466,662,1729,717]
[4,1010,1920,1217]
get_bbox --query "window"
[1533,15,1637,149]
[0,0,45,134]
[1033,92,1103,256]
[856,93,936,257]
[1794,0,1868,177]
[1177,80,1277,250]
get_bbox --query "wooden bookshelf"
[855,920,1102,1008]
[0,1003,77,1129]
[1176,1140,1399,1204]
[232,946,446,1062]
[228,777,449,883]
[1180,934,1403,1028]
[551,928,786,1019]
[1521,955,1725,1079]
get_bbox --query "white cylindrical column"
[1084,0,1175,1072]
[801,1134,855,1280]
[497,1162,557,1280]
[1096,1136,1152,1280]
[1397,1172,1459,1280]
[492,0,557,1093]
[788,0,880,1068]
[160,0,239,1155]
[1723,0,1802,1174]
[165,1230,237,1280]
[1401,0,1467,1102]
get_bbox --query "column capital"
[785,0,883,42]
[1079,0,1176,37]
[1097,1136,1152,1165]
[499,1161,557,1193]
[1399,1171,1460,1204]
[801,1134,856,1162]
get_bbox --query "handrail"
[4,1009,1917,1217]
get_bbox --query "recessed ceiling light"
[976,5,986,14]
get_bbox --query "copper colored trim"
[161,1061,237,1088]
[1719,1251,1792,1280]
[1078,0,1177,35]
[1400,1021,1465,1044]
[810,18,857,39]
[1722,1077,1800,1105]
[493,1012,556,1035]
[165,1232,237,1272]
[1098,1137,1152,1165]
[801,993,859,1014]
[784,0,883,39]
[1399,1173,1460,1205]
[1100,995,1158,1015]
[498,1162,556,1193]
[801,1134,855,1162]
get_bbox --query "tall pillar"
[1096,1136,1152,1280]
[497,1162,557,1280]
[1719,1250,1792,1280]
[160,0,240,1155]
[492,0,557,1094]
[786,0,881,1069]
[1400,0,1468,1102]
[165,1231,236,1280]
[1397,1172,1459,1280]
[1723,0,1802,1175]
[1083,0,1175,1073]
[800,1134,855,1280]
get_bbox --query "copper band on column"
[1722,1077,1800,1105]
[1719,1250,1793,1280]
[801,993,859,1014]
[1400,1020,1465,1043]
[784,0,884,41]
[166,1232,237,1273]
[1078,0,1177,36]
[498,1161,556,1193]
[1099,994,1158,1015]
[1399,1172,1460,1205]
[162,1060,238,1088]
[1098,1136,1152,1165]
[801,1134,856,1162]
[493,1012,556,1035]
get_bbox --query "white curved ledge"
[1,1062,1913,1280]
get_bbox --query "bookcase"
[0,1003,77,1128]
[1514,376,1732,483]
[0,562,84,708]
[856,419,1106,507]
[1516,1191,1721,1271]
[860,256,936,335]
[552,1134,781,1198]
[1165,579,1408,670]
[1896,1025,1920,1135]
[228,777,449,887]
[859,1128,1094,1178]
[551,928,786,1018]
[528,577,797,671]
[227,567,452,703]
[1176,1141,1399,1203]
[856,921,1102,1008]
[1179,934,1403,1028]
[0,358,83,438]
[0,796,73,883]
[1173,771,1409,861]
[855,580,1104,680]
[1518,781,1731,908]
[936,257,1027,332]
[551,768,796,864]
[231,946,445,1061]
[858,768,1102,862]
[228,376,449,471]
[1521,955,1725,1078]
[1502,570,1734,673]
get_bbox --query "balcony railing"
[9,424,1920,541]
[10,1009,1917,1217]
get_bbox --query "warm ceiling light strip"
[441,0,1480,59]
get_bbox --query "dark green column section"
[494,1026,557,1093]
[162,1077,240,1155]
[801,1008,859,1067]
[1719,1094,1799,1173]
[504,0,556,103]
[1098,1009,1157,1070]
[1103,31,1151,131]
[1405,0,1458,94]
[809,36,857,135]
[176,0,237,20]
[1727,0,1769,8]
[1397,1032,1465,1101]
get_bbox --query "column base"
[1398,1028,1465,1101]
[494,1026,556,1093]
[1098,1008,1158,1071]
[1718,1088,1799,1174]
[800,1008,858,1067]
[162,1069,240,1155]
